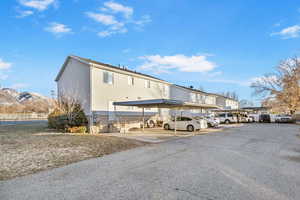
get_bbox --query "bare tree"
[239,99,254,108]
[251,57,300,114]
[53,95,85,126]
[220,91,239,101]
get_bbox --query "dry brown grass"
[0,123,146,181]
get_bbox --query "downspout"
[89,63,94,133]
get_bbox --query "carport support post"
[174,109,177,136]
[142,107,145,133]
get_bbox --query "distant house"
[169,85,217,116]
[215,95,239,109]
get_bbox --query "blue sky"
[1,0,300,104]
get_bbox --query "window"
[218,114,225,117]
[227,113,233,117]
[163,85,168,96]
[145,80,151,88]
[128,76,134,85]
[181,117,192,121]
[103,71,113,84]
[128,106,134,110]
[190,93,196,102]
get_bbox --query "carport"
[113,99,220,135]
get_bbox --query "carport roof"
[213,109,251,113]
[113,99,220,109]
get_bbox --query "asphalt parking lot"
[1,123,300,200]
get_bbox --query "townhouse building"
[56,55,238,132]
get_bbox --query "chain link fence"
[0,113,48,125]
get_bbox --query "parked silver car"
[204,116,220,127]
[275,114,293,123]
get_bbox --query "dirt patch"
[0,123,147,181]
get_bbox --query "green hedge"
[48,108,88,131]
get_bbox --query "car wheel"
[148,120,155,128]
[187,125,194,132]
[164,124,170,130]
[225,119,230,124]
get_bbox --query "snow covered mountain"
[0,88,52,112]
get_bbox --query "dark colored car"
[259,114,271,123]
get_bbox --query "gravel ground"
[0,123,146,180]
[1,123,300,200]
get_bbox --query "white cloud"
[16,10,34,18]
[134,15,152,26]
[271,25,300,39]
[97,27,127,37]
[0,73,8,80]
[133,15,152,30]
[0,59,12,70]
[19,0,57,11]
[122,48,131,53]
[86,12,119,26]
[97,31,112,37]
[138,54,217,74]
[273,22,281,27]
[45,22,72,36]
[0,58,12,80]
[102,1,133,19]
[86,12,127,37]
[86,1,150,37]
[10,83,29,90]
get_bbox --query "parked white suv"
[240,114,253,123]
[163,116,202,132]
[216,113,238,124]
[195,115,220,127]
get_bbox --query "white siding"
[91,65,170,113]
[216,96,239,109]
[57,58,91,114]
[169,86,190,102]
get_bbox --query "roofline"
[55,55,171,84]
[113,98,221,109]
[55,55,90,82]
[89,63,171,85]
[172,84,219,97]
[214,93,238,101]
[172,84,239,102]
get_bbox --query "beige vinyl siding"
[90,65,170,112]
[57,58,91,114]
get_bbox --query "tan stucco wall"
[57,58,91,114]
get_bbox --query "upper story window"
[163,85,168,97]
[145,80,151,88]
[190,93,196,102]
[128,76,134,86]
[103,71,114,84]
